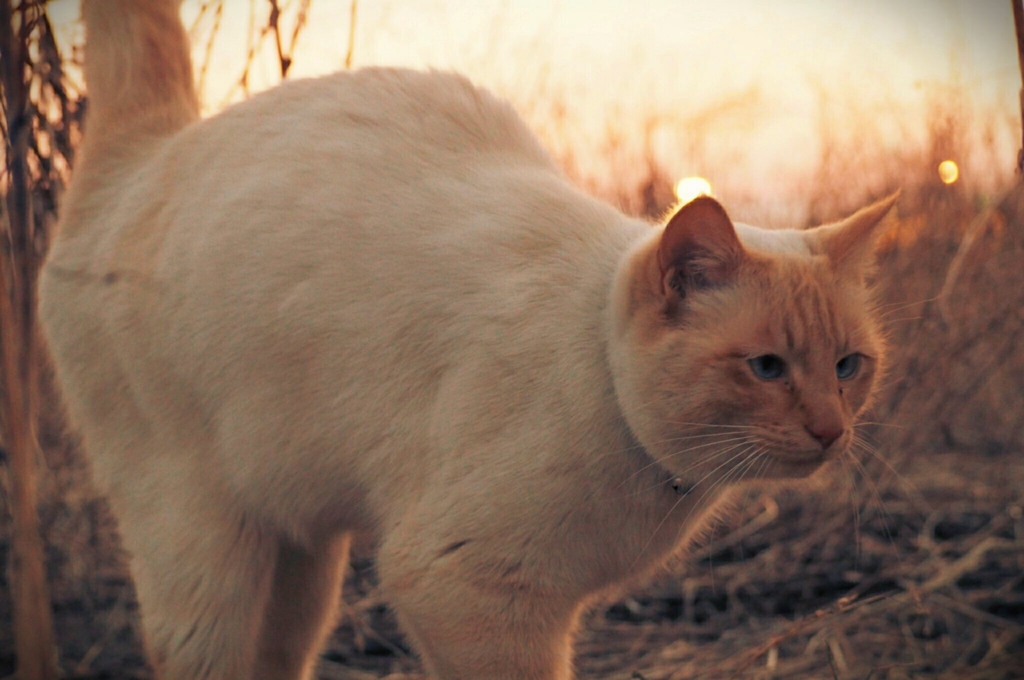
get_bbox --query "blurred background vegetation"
[1,1,1023,678]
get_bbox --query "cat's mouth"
[761,432,848,473]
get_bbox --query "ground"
[1,440,1022,679]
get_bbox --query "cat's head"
[608,193,897,486]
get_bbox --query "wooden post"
[1014,0,1024,174]
[0,0,59,678]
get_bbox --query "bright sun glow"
[938,160,959,185]
[674,176,713,205]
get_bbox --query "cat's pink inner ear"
[657,196,744,293]
[811,191,900,276]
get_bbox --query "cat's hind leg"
[113,474,278,680]
[254,533,351,680]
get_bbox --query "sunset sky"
[48,0,1021,219]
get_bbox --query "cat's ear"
[657,196,745,298]
[808,191,900,280]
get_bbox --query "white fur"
[41,3,891,678]
[42,64,730,679]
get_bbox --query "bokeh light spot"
[938,160,959,185]
[674,177,713,205]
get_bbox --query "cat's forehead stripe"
[729,221,851,356]
[777,276,843,358]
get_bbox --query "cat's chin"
[766,454,829,479]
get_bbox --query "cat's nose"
[805,424,843,449]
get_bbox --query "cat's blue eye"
[749,354,786,380]
[836,353,861,380]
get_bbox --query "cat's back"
[46,67,570,313]
[49,67,554,264]
[303,67,551,163]
[42,66,629,445]
[185,67,553,200]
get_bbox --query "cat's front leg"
[377,531,579,680]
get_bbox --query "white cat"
[40,1,895,678]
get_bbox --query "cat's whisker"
[673,445,760,550]
[644,432,757,449]
[660,438,762,479]
[846,445,905,568]
[731,447,765,489]
[663,437,757,470]
[729,445,763,483]
[852,433,880,447]
[868,376,905,396]
[633,443,758,564]
[850,434,921,503]
[847,449,892,520]
[597,430,755,463]
[747,447,771,482]
[880,315,924,328]
[619,435,756,492]
[630,486,695,570]
[658,420,758,431]
[679,444,758,515]
[628,438,758,496]
[838,454,863,565]
[854,420,905,431]
[754,447,773,481]
[852,440,930,521]
[683,448,761,575]
[873,295,940,319]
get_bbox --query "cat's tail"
[81,0,198,145]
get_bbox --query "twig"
[289,0,311,63]
[344,0,357,70]
[72,591,130,675]
[918,536,1018,592]
[1013,0,1024,174]
[267,0,290,77]
[732,593,891,674]
[0,1,58,678]
[221,0,314,106]
[824,640,840,680]
[747,533,1024,673]
[192,0,225,106]
[928,592,1024,631]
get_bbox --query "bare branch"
[1014,0,1024,174]
[0,0,59,677]
[345,0,357,70]
[267,0,290,78]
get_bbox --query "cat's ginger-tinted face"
[610,194,897,486]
